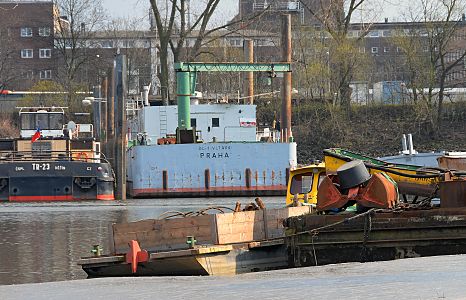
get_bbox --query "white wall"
[139,104,257,143]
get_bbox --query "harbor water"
[0,197,283,285]
[2,198,466,299]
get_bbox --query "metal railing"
[0,150,111,164]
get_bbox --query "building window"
[40,70,52,79]
[39,48,51,58]
[100,40,114,48]
[212,118,219,128]
[38,27,51,37]
[384,47,390,53]
[21,49,33,58]
[229,38,241,47]
[21,27,32,37]
[371,47,378,54]
[382,30,392,37]
[358,47,365,53]
[24,70,34,79]
[122,40,134,48]
[191,118,197,127]
[368,31,379,37]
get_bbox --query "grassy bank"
[257,101,466,164]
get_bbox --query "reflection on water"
[0,197,282,285]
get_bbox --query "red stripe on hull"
[96,194,115,200]
[9,194,115,202]
[130,185,286,198]
[9,195,74,202]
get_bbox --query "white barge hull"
[127,142,297,198]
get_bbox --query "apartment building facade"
[0,0,57,90]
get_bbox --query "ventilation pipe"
[408,133,414,155]
[401,134,407,153]
[142,84,150,106]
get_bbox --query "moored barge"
[0,107,114,201]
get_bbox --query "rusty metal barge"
[79,203,466,277]
[286,206,466,268]
[80,151,466,277]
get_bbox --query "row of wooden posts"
[93,54,127,200]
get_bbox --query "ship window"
[191,118,197,127]
[290,173,314,195]
[49,114,64,129]
[21,114,35,130]
[20,113,63,130]
[212,117,219,127]
[36,113,48,129]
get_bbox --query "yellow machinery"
[285,163,326,206]
[286,148,466,206]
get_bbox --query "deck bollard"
[186,236,197,249]
[91,245,103,257]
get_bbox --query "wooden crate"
[112,206,312,253]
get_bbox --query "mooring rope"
[157,206,235,219]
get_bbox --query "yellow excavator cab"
[286,163,326,206]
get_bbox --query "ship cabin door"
[207,115,224,142]
[93,142,101,163]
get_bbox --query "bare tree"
[54,0,107,96]
[396,0,466,132]
[105,17,153,94]
[149,0,268,105]
[300,0,375,113]
[0,31,17,92]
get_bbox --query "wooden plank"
[149,245,233,259]
[113,219,156,233]
[216,210,266,244]
[248,239,285,249]
[113,214,217,253]
[153,215,215,230]
[266,206,312,238]
[111,207,313,253]
[78,255,125,265]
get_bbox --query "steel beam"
[174,62,291,73]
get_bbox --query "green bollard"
[186,236,197,249]
[91,245,103,257]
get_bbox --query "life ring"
[76,152,89,161]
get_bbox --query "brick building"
[0,0,58,90]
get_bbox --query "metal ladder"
[159,106,168,137]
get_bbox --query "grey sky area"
[102,0,410,27]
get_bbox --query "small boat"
[0,107,114,201]
[379,134,466,171]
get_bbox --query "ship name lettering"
[15,166,24,171]
[32,163,50,171]
[198,145,231,151]
[200,152,230,159]
[55,165,66,170]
